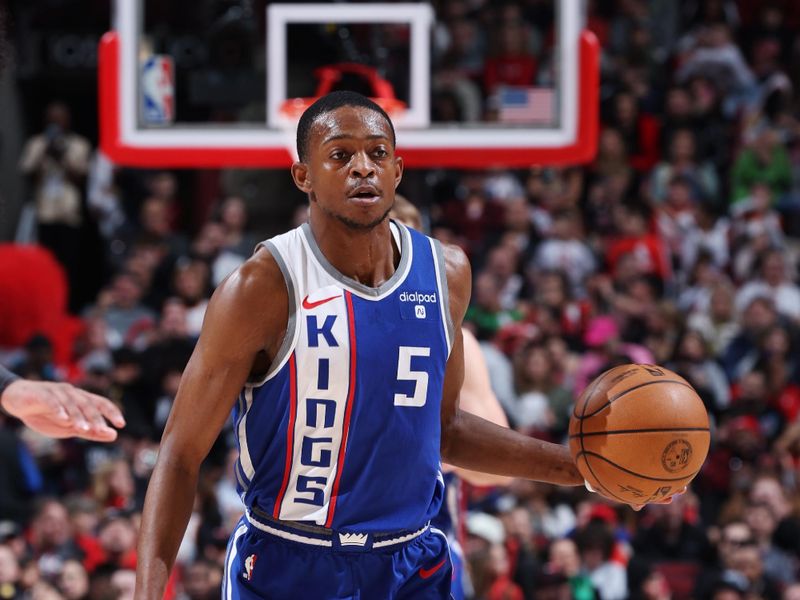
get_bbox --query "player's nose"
[349,150,376,179]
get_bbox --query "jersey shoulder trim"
[429,238,454,356]
[247,238,300,386]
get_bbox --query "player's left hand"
[1,380,125,442]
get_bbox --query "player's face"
[295,106,403,230]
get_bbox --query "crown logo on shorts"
[338,532,368,547]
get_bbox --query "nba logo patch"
[415,305,426,319]
[141,55,175,125]
[244,554,257,581]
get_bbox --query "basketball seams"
[581,450,702,482]
[568,427,710,438]
[574,367,615,419]
[578,367,629,503]
[576,379,695,420]
[575,452,634,504]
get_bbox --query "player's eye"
[329,150,347,161]
[372,148,389,158]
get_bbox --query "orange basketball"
[568,364,711,505]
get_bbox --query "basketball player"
[0,364,125,441]
[135,91,584,600]
[391,195,509,599]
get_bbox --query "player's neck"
[308,217,400,288]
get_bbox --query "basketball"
[568,364,711,506]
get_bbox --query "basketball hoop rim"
[279,97,407,121]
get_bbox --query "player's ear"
[291,161,313,194]
[393,155,403,189]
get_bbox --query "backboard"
[99,0,598,169]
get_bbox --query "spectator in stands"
[18,102,90,299]
[632,493,710,563]
[681,201,730,274]
[668,329,731,414]
[179,559,223,600]
[606,91,660,172]
[574,315,654,395]
[649,128,719,205]
[484,245,524,312]
[512,341,572,436]
[574,520,627,600]
[86,271,156,350]
[483,19,537,93]
[26,499,82,581]
[606,203,671,286]
[677,22,756,114]
[743,501,795,585]
[171,260,211,337]
[548,538,596,600]
[0,543,21,597]
[96,512,137,572]
[731,127,792,205]
[531,209,597,298]
[465,271,524,340]
[735,248,800,322]
[58,559,89,600]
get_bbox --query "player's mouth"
[347,185,382,205]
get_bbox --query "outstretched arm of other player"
[135,249,288,600]
[0,365,125,441]
[442,328,512,487]
[439,245,582,487]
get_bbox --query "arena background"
[2,1,800,599]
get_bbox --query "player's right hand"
[585,480,687,512]
[628,486,688,512]
[2,380,125,441]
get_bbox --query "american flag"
[497,86,555,125]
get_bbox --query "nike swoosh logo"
[302,294,340,310]
[419,558,447,579]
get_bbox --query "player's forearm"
[441,410,582,486]
[135,453,199,600]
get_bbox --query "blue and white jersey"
[231,221,454,534]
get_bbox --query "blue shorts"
[223,512,453,599]
[449,539,466,600]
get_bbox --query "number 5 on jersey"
[394,346,431,407]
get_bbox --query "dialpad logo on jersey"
[399,291,437,303]
[399,290,439,321]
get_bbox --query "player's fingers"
[44,386,71,422]
[53,387,90,433]
[65,388,118,437]
[71,425,119,442]
[89,393,126,429]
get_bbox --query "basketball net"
[276,63,406,163]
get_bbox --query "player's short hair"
[296,91,396,162]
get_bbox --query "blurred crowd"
[4,0,800,599]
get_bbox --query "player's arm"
[0,365,125,441]
[439,244,582,487]
[442,328,512,486]
[135,249,287,600]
